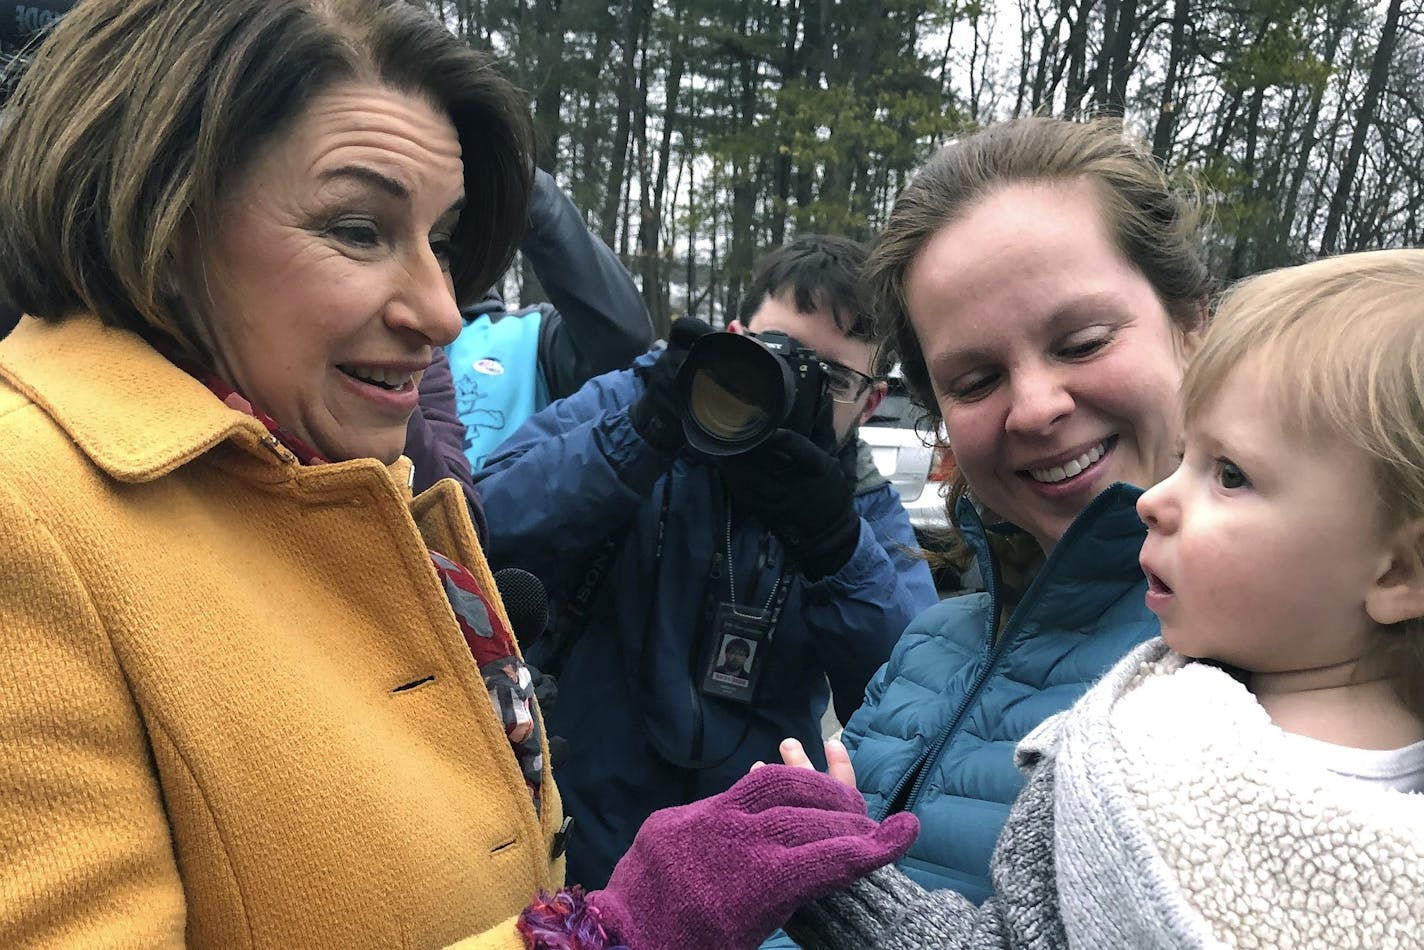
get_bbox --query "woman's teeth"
[1029,442,1106,484]
[340,365,412,391]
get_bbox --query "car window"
[865,379,922,430]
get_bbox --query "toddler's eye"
[1216,458,1250,490]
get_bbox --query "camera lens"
[688,371,772,442]
[676,332,796,456]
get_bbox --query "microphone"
[493,567,548,650]
[493,567,567,768]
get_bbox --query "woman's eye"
[1058,334,1110,359]
[1216,458,1250,490]
[330,221,380,249]
[944,372,998,401]
[431,238,456,272]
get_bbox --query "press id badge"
[699,601,774,705]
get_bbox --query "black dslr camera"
[675,329,833,456]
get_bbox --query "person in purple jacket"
[407,348,492,539]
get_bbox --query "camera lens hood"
[676,331,796,456]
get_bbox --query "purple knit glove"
[587,765,919,950]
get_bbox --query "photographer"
[474,235,938,889]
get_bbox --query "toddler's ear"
[1367,519,1424,626]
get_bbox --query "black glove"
[525,662,568,766]
[719,429,861,581]
[526,662,559,712]
[629,316,715,456]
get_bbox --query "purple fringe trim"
[517,886,631,950]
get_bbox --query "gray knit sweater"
[786,754,1063,949]
[787,640,1424,949]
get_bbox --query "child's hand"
[751,737,857,788]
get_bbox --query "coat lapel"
[1,314,276,482]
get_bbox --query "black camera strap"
[539,474,674,676]
[540,534,620,677]
[633,483,789,773]
[541,469,789,773]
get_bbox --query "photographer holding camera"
[475,235,938,889]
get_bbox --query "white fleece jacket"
[1046,640,1424,949]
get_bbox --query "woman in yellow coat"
[0,1,920,946]
[0,0,566,945]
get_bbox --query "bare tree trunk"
[1151,0,1190,161]
[1015,0,1035,115]
[1279,0,1354,253]
[599,0,651,246]
[684,156,698,321]
[771,0,804,247]
[1030,0,1068,111]
[578,9,616,209]
[1103,0,1137,114]
[634,14,660,333]
[726,32,760,321]
[647,6,688,333]
[1091,0,1118,106]
[938,6,958,115]
[1227,83,1265,278]
[794,0,831,220]
[1321,0,1402,254]
[530,0,564,171]
[1062,0,1097,116]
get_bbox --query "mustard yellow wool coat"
[0,316,564,948]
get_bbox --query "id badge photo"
[700,600,774,705]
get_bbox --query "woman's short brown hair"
[0,0,534,353]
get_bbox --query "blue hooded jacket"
[844,484,1157,903]
[473,351,938,888]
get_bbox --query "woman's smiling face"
[182,82,466,463]
[904,179,1200,551]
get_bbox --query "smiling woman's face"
[904,179,1199,552]
[183,82,466,463]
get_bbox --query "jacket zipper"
[682,483,712,786]
[875,488,1126,820]
[874,522,1000,820]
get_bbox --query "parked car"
[858,375,952,544]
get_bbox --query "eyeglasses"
[744,330,879,403]
[820,359,879,403]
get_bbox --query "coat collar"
[954,483,1148,631]
[0,314,278,483]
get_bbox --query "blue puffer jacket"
[845,483,1157,904]
[473,351,938,889]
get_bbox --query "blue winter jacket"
[473,351,938,888]
[845,483,1157,904]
